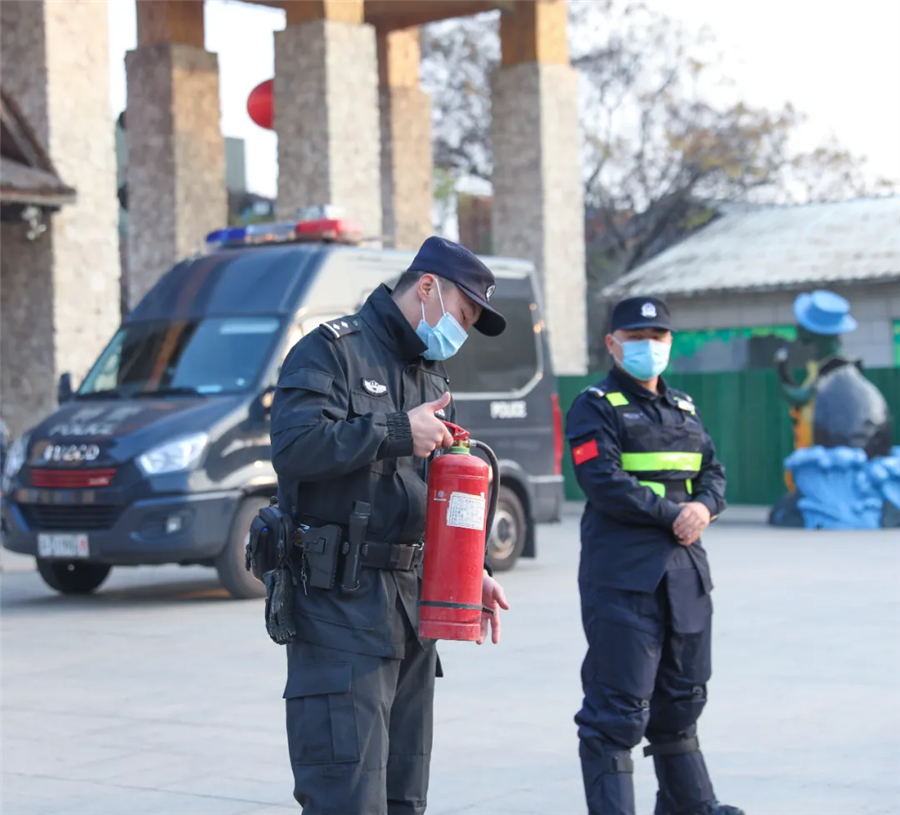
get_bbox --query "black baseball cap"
[407,236,506,336]
[610,296,674,332]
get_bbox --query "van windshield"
[78,316,283,397]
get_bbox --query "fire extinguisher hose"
[470,439,500,572]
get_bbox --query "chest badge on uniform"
[362,379,388,396]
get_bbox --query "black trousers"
[577,562,716,815]
[284,634,437,815]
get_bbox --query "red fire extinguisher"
[419,422,500,642]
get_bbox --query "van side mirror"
[57,373,74,404]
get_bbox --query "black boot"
[690,804,746,815]
[579,739,636,815]
[647,736,715,815]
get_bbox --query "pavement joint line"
[1,770,287,807]
[0,704,282,733]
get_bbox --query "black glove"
[264,565,297,645]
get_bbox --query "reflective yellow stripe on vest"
[622,452,702,472]
[605,392,629,406]
[639,479,693,497]
[639,480,666,497]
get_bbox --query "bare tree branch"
[421,1,898,367]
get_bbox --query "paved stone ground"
[2,507,899,815]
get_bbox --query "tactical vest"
[591,388,705,500]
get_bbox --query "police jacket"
[566,366,727,594]
[270,284,455,658]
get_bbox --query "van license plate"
[37,533,90,559]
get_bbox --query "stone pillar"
[275,0,382,241]
[125,0,226,308]
[0,0,120,433]
[378,26,433,250]
[491,0,586,375]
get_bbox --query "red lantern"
[247,78,274,130]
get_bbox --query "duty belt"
[295,523,423,572]
[360,541,424,571]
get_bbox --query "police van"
[0,211,564,598]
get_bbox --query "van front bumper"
[1,491,240,566]
[530,474,564,524]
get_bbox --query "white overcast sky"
[107,0,900,201]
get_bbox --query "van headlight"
[137,433,208,476]
[2,433,29,492]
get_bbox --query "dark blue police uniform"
[566,297,738,815]
[270,238,505,815]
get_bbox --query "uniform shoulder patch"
[319,316,361,341]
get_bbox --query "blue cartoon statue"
[770,290,900,529]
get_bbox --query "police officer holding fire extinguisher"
[264,237,510,815]
[566,296,744,815]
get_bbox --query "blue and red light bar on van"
[205,205,363,251]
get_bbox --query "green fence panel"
[558,373,598,501]
[558,367,900,506]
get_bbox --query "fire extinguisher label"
[446,492,487,531]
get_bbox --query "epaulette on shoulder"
[670,388,696,413]
[585,386,606,399]
[669,388,695,403]
[319,316,361,341]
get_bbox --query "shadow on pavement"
[0,565,260,614]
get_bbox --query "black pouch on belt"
[301,525,343,590]
[246,503,287,582]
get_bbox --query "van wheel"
[36,560,111,594]
[216,497,269,600]
[488,486,527,573]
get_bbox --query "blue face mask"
[416,284,469,361]
[614,338,671,380]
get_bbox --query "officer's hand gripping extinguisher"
[419,422,500,642]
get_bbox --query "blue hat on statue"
[793,290,857,335]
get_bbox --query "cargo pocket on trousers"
[666,568,712,635]
[284,663,360,765]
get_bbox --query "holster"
[299,524,343,590]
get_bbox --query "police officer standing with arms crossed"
[268,237,510,815]
[566,296,744,815]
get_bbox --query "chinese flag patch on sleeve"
[572,439,599,465]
